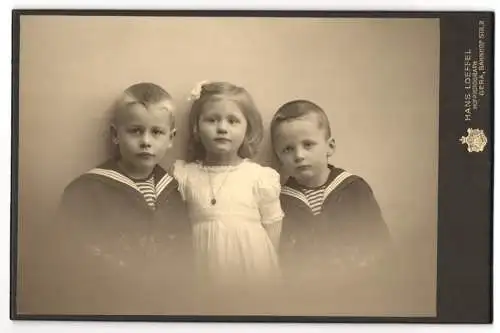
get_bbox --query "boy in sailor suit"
[270,100,392,290]
[57,83,191,313]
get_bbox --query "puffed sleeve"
[254,166,284,225]
[172,160,188,201]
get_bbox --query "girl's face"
[197,98,248,164]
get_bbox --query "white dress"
[174,159,284,287]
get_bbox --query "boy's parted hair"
[108,82,175,159]
[186,81,264,162]
[270,100,332,143]
[112,82,175,129]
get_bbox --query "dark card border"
[10,10,495,324]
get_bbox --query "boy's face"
[112,101,174,178]
[273,113,335,187]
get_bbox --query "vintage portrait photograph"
[13,13,447,319]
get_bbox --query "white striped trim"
[137,179,157,208]
[87,168,174,198]
[323,171,352,199]
[155,173,174,197]
[307,193,323,199]
[304,192,324,201]
[281,186,310,208]
[87,168,141,193]
[281,171,354,211]
[304,188,325,215]
[137,188,155,194]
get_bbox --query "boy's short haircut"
[112,82,175,129]
[270,100,332,141]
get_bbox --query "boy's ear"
[326,137,336,157]
[166,128,176,149]
[110,124,119,145]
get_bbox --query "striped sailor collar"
[84,159,175,198]
[281,165,353,209]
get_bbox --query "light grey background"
[17,16,439,316]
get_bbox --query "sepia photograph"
[10,11,492,322]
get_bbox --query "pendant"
[211,198,216,205]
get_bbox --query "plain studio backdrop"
[16,16,439,316]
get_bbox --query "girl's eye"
[282,147,293,154]
[228,117,240,125]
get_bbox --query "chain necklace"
[207,168,232,205]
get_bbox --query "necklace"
[206,168,232,205]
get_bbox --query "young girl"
[57,82,192,313]
[173,81,283,289]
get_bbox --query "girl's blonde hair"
[186,81,263,162]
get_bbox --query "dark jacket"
[56,159,193,313]
[279,165,393,288]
